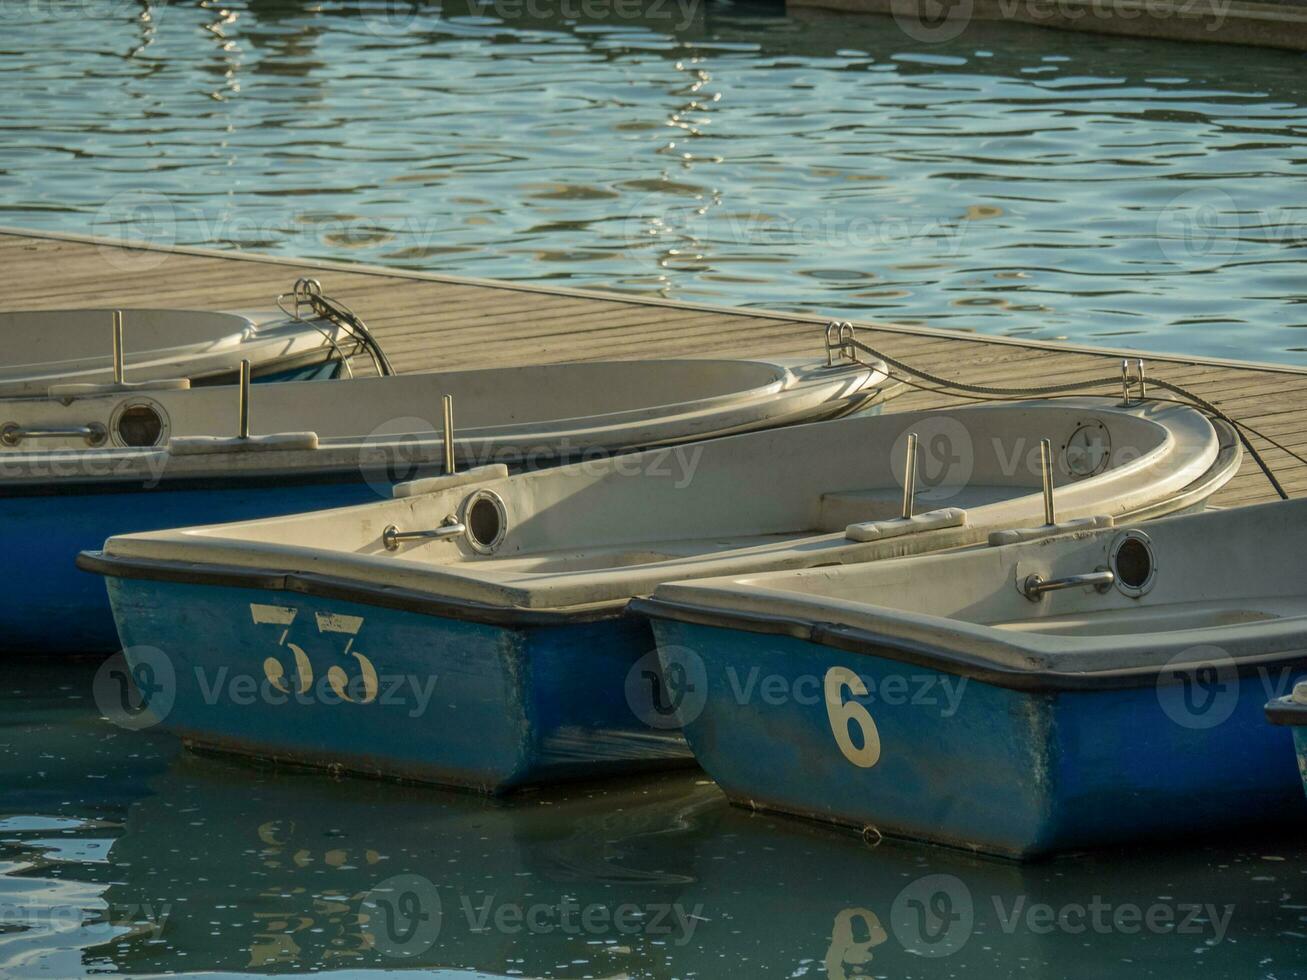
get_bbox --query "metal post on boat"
[238,359,252,440]
[112,310,125,385]
[442,393,456,475]
[1040,438,1056,525]
[901,432,918,520]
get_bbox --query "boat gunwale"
[75,549,630,627]
[1265,697,1307,725]
[632,594,1307,692]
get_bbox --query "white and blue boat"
[1266,681,1307,802]
[79,397,1238,791]
[14,349,890,653]
[0,299,359,397]
[637,498,1307,860]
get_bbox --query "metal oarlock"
[112,310,125,385]
[1120,358,1147,405]
[1040,438,1056,526]
[442,394,456,476]
[901,432,918,520]
[238,359,252,440]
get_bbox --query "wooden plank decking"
[2,227,1304,509]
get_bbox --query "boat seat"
[987,515,1114,547]
[845,507,967,542]
[168,432,319,455]
[392,464,509,498]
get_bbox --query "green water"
[2,660,1305,978]
[4,1,1307,361]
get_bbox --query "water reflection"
[4,1,1307,360]
[2,661,1305,978]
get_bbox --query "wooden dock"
[2,226,1303,508]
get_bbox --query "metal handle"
[382,516,465,551]
[901,432,918,520]
[238,359,251,439]
[1021,568,1114,601]
[1,422,107,447]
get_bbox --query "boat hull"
[9,481,376,654]
[104,577,693,791]
[653,619,1307,859]
[1266,698,1307,802]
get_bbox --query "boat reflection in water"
[7,744,1292,979]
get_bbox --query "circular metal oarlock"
[461,489,508,555]
[1109,529,1157,598]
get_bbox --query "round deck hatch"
[1065,420,1111,479]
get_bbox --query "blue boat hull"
[8,481,378,654]
[104,577,693,791]
[652,620,1307,859]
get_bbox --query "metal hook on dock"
[237,359,252,440]
[823,320,859,366]
[901,432,918,520]
[1120,358,1147,405]
[1040,437,1056,526]
[442,394,456,476]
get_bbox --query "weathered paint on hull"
[654,620,1307,859]
[106,577,693,792]
[10,481,378,654]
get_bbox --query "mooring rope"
[831,322,1289,500]
[278,278,395,378]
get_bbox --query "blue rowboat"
[1266,681,1307,802]
[15,349,890,654]
[79,397,1238,789]
[636,499,1307,859]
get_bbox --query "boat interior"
[652,498,1307,672]
[99,399,1234,612]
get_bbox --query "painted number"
[824,666,881,768]
[251,604,379,705]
